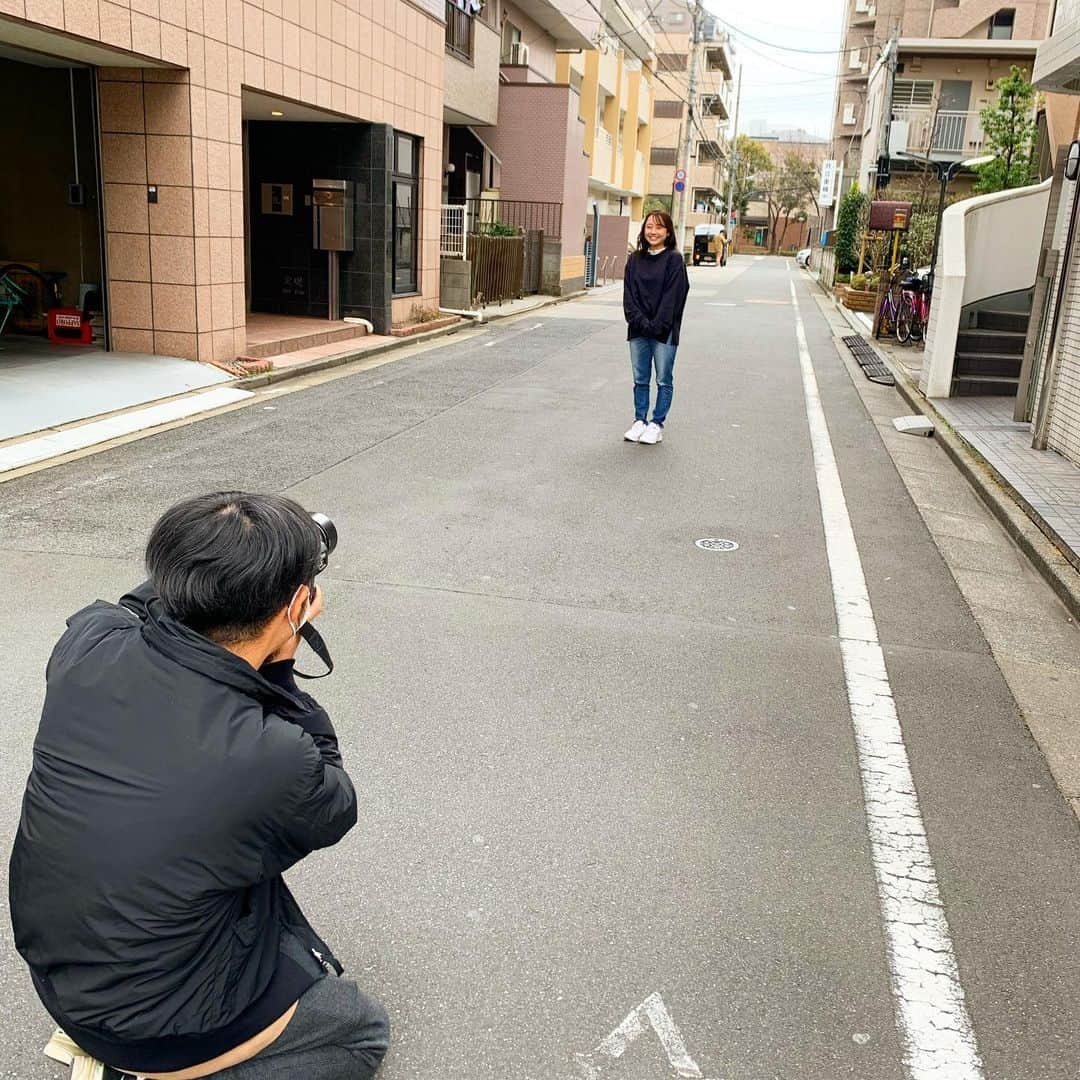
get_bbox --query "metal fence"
[459,198,562,240]
[440,204,466,258]
[467,234,525,306]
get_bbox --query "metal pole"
[725,64,743,252]
[927,165,948,293]
[675,0,703,260]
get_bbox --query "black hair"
[146,491,322,644]
[635,210,678,255]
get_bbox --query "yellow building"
[556,0,656,274]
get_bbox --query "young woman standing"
[621,210,691,445]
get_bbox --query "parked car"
[795,248,812,268]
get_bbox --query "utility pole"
[675,0,704,259]
[725,63,743,253]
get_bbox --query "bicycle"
[896,271,931,344]
[875,268,905,340]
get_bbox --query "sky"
[701,0,846,139]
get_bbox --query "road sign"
[674,181,686,193]
[675,168,687,181]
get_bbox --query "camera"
[311,513,337,575]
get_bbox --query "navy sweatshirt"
[623,247,690,345]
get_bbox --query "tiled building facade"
[0,0,445,365]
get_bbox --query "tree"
[730,135,773,217]
[643,195,672,217]
[762,152,820,253]
[973,65,1039,194]
[834,182,866,273]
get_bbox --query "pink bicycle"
[896,271,931,344]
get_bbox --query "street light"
[894,152,995,292]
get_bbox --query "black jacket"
[623,247,690,345]
[8,583,357,1073]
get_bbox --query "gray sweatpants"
[211,936,390,1080]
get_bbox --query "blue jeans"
[629,333,677,426]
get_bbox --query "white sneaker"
[624,420,647,442]
[638,422,663,444]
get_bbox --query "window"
[445,0,473,60]
[697,141,721,161]
[501,20,521,63]
[393,134,419,294]
[892,79,934,107]
[843,102,857,124]
[657,53,687,73]
[849,48,862,69]
[655,99,684,118]
[650,146,677,166]
[988,8,1015,38]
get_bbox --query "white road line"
[789,277,984,1080]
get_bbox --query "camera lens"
[311,513,337,573]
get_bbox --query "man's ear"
[286,583,312,633]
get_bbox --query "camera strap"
[294,622,334,679]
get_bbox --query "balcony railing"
[454,197,563,240]
[891,106,985,158]
[445,0,473,60]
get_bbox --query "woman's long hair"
[634,210,677,255]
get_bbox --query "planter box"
[389,315,461,338]
[841,286,878,313]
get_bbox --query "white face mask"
[287,585,312,636]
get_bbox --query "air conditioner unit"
[510,41,530,65]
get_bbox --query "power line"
[710,15,869,55]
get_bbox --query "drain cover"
[696,538,739,552]
[841,335,894,386]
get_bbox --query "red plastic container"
[48,307,93,345]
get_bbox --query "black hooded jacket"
[8,582,357,1073]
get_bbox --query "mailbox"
[312,178,353,251]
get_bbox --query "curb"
[237,290,589,391]
[810,271,1080,623]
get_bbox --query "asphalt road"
[2,257,1079,1080]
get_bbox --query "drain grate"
[841,335,895,386]
[696,538,739,552]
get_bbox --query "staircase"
[951,307,1030,396]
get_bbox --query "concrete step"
[951,373,1021,396]
[956,328,1027,355]
[975,308,1030,333]
[245,322,368,359]
[954,351,1024,378]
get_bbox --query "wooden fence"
[467,234,525,306]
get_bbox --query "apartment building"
[1021,0,1080,468]
[644,0,734,253]
[440,0,598,293]
[830,0,1051,198]
[0,0,447,371]
[557,0,655,279]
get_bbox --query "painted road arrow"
[574,993,721,1079]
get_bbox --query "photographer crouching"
[8,492,389,1079]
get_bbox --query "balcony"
[508,0,598,49]
[851,0,875,25]
[704,37,734,81]
[602,0,655,63]
[889,106,986,160]
[444,11,500,125]
[637,76,651,125]
[591,128,613,183]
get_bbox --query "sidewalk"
[819,271,1080,619]
[0,288,592,480]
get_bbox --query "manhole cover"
[695,538,739,552]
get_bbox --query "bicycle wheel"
[896,293,914,344]
[908,297,926,341]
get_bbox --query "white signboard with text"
[818,159,838,208]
